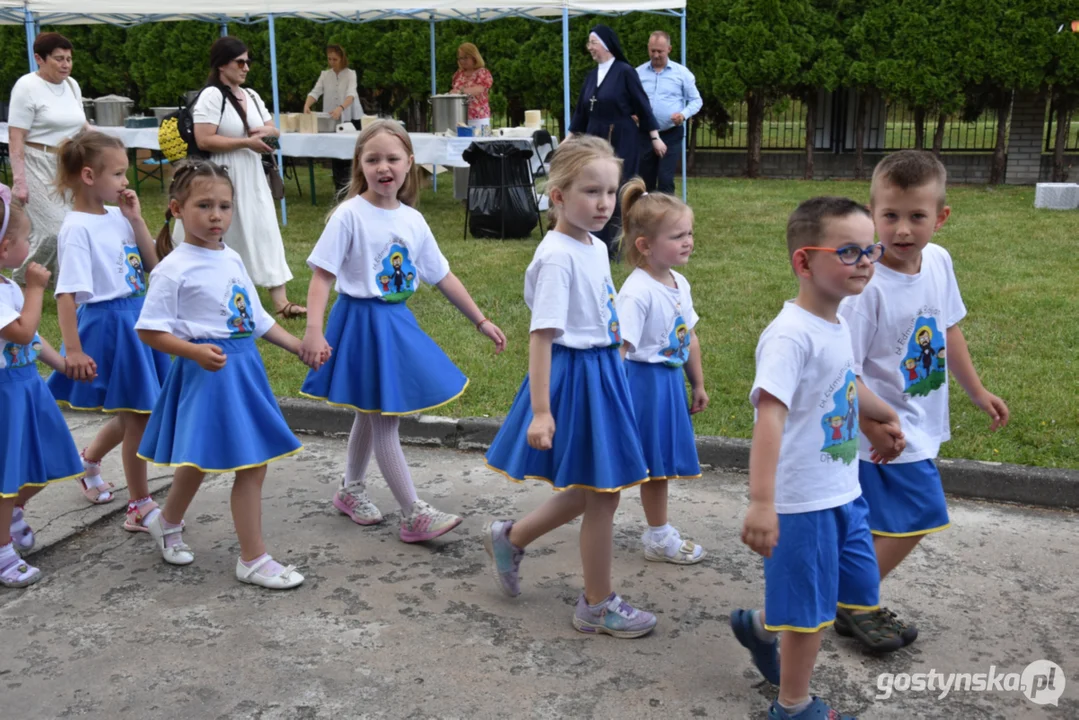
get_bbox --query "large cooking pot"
[151,107,176,122]
[93,95,134,127]
[82,99,96,124]
[430,93,470,134]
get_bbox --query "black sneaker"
[834,606,910,652]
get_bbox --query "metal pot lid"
[93,94,133,103]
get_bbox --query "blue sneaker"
[730,608,780,685]
[573,592,657,638]
[483,520,523,597]
[769,697,856,719]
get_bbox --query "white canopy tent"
[3,0,689,221]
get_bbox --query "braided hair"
[156,160,234,260]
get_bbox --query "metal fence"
[1045,101,1079,152]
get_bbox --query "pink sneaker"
[333,487,383,526]
[400,500,461,543]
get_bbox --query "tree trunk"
[914,106,927,149]
[854,91,867,180]
[804,92,817,180]
[746,92,765,179]
[932,112,947,156]
[989,93,1010,185]
[1053,98,1072,182]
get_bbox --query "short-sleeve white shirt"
[55,207,148,304]
[616,268,699,366]
[0,281,43,369]
[7,73,86,147]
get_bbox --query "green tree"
[791,0,845,179]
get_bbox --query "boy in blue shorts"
[836,150,1009,648]
[731,197,906,720]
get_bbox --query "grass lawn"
[33,167,1079,470]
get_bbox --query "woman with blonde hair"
[450,43,494,131]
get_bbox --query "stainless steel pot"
[82,99,96,124]
[430,93,470,133]
[93,95,134,127]
[151,106,175,121]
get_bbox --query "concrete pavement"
[2,415,1077,719]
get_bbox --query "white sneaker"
[399,499,462,543]
[642,527,705,565]
[235,556,304,590]
[146,513,195,566]
[332,486,383,525]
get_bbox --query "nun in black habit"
[569,24,666,254]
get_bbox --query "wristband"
[475,317,490,330]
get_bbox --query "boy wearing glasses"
[837,150,1009,651]
[731,197,904,720]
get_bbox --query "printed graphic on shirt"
[0,335,42,369]
[659,316,690,367]
[604,281,622,347]
[819,369,859,465]
[899,315,946,398]
[374,241,418,304]
[225,284,256,338]
[122,246,147,297]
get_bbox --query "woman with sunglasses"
[6,32,90,286]
[174,36,305,320]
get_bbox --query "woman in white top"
[303,44,361,193]
[177,36,305,319]
[6,33,89,285]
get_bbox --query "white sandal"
[235,555,304,590]
[146,514,195,566]
[644,538,706,565]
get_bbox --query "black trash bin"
[462,141,543,240]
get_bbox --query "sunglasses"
[802,243,885,266]
[234,58,252,68]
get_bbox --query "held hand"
[12,179,28,204]
[478,319,507,355]
[652,138,667,157]
[329,107,343,121]
[118,189,142,222]
[527,412,556,451]
[194,344,227,372]
[690,386,710,414]
[974,390,1010,432]
[671,112,685,126]
[741,500,779,558]
[863,418,905,464]
[299,328,328,369]
[23,263,51,289]
[64,350,98,382]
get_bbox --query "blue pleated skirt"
[137,338,301,472]
[1,365,83,496]
[47,296,171,413]
[625,360,702,481]
[485,345,649,492]
[300,294,468,415]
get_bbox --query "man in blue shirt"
[636,31,703,194]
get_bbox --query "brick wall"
[1005,91,1048,185]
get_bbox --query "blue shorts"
[858,459,950,537]
[764,496,880,633]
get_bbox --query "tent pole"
[562,8,570,135]
[430,19,437,193]
[680,9,687,202]
[220,23,228,37]
[268,13,287,225]
[24,8,37,72]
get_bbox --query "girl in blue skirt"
[483,136,656,638]
[47,131,171,532]
[300,120,506,543]
[0,184,84,587]
[136,161,327,590]
[615,178,708,565]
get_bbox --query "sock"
[10,506,29,536]
[128,496,160,526]
[161,518,185,549]
[343,413,373,491]
[778,698,812,716]
[646,523,672,542]
[752,610,778,643]
[0,542,17,566]
[368,415,419,512]
[240,553,285,577]
[81,451,106,489]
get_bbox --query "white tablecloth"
[0,123,544,168]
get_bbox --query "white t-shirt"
[751,302,862,514]
[616,268,699,366]
[55,207,148,304]
[193,86,272,138]
[307,196,450,302]
[0,281,43,370]
[7,73,86,147]
[308,68,362,121]
[525,231,622,350]
[136,242,275,341]
[839,243,967,462]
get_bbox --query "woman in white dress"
[6,32,89,284]
[179,36,305,318]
